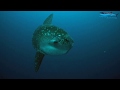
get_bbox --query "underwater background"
[0,11,120,79]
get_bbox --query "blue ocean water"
[0,11,120,79]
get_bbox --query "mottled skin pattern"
[32,14,74,72]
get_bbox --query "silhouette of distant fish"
[100,12,119,19]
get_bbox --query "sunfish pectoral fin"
[43,13,53,25]
[35,52,44,72]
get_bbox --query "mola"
[99,12,119,19]
[32,14,74,72]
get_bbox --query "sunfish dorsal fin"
[43,14,53,25]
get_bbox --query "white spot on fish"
[47,33,50,35]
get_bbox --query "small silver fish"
[100,12,119,19]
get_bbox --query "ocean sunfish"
[32,14,74,72]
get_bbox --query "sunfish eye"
[53,41,58,44]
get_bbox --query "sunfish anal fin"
[43,14,53,25]
[35,52,44,72]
